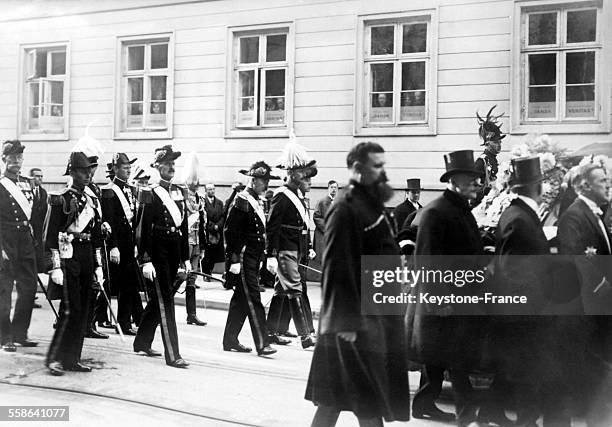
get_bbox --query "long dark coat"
[405,189,486,370]
[305,182,410,422]
[204,196,225,264]
[31,185,48,272]
[393,199,420,233]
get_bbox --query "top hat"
[406,178,422,191]
[239,161,281,180]
[151,145,181,167]
[64,152,97,175]
[509,157,544,189]
[2,140,25,156]
[112,152,137,167]
[440,150,483,182]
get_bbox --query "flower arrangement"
[473,134,569,229]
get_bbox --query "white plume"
[180,151,200,186]
[72,121,105,158]
[277,129,312,169]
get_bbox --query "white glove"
[109,247,120,264]
[266,257,278,275]
[229,263,241,274]
[95,267,104,285]
[184,260,192,274]
[308,249,316,260]
[134,246,138,258]
[50,268,64,285]
[142,262,156,281]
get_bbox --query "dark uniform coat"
[406,189,485,370]
[312,195,333,270]
[203,196,225,267]
[305,182,410,422]
[393,199,421,233]
[30,184,48,272]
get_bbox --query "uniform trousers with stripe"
[223,249,269,351]
[0,228,37,345]
[133,237,181,364]
[46,241,93,367]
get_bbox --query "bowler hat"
[239,161,280,180]
[151,145,181,167]
[406,178,422,191]
[440,150,483,182]
[112,152,137,167]
[64,152,97,175]
[509,157,544,189]
[2,140,25,156]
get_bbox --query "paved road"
[0,291,457,427]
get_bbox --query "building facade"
[0,0,610,204]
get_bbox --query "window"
[512,1,609,133]
[115,34,173,139]
[226,24,294,138]
[20,44,69,139]
[356,12,437,136]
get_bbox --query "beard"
[362,174,393,205]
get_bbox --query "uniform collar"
[159,179,172,190]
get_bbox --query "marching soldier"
[222,162,279,356]
[0,140,38,352]
[45,151,104,375]
[266,136,317,349]
[133,145,190,368]
[181,152,207,326]
[100,153,142,335]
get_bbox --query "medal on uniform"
[58,232,74,259]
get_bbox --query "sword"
[182,271,226,285]
[36,275,59,320]
[101,240,125,342]
[298,263,322,275]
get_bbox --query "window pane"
[147,100,166,127]
[50,105,63,117]
[36,51,47,78]
[28,82,40,129]
[566,85,595,118]
[265,69,285,96]
[370,63,394,123]
[128,78,143,101]
[528,13,557,45]
[240,37,259,64]
[51,51,66,75]
[238,70,255,126]
[150,76,167,100]
[528,87,556,119]
[371,26,394,55]
[401,62,425,90]
[128,46,145,71]
[151,44,168,69]
[264,69,286,125]
[529,54,556,85]
[402,23,427,53]
[567,9,597,43]
[566,51,595,84]
[266,34,286,62]
[127,78,143,128]
[50,81,63,104]
[29,82,39,107]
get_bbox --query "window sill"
[113,130,173,140]
[354,125,436,137]
[224,128,289,139]
[510,121,610,135]
[19,133,69,141]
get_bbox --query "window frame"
[18,41,70,141]
[355,10,438,137]
[113,33,174,140]
[225,22,295,139]
[511,0,610,134]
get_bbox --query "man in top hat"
[475,105,505,205]
[266,136,318,349]
[202,183,225,279]
[222,161,279,356]
[29,167,48,274]
[134,145,190,368]
[100,153,143,336]
[180,152,207,326]
[406,150,486,426]
[0,140,38,352]
[394,178,423,232]
[45,151,104,375]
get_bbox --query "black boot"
[288,295,316,349]
[266,294,288,335]
[185,284,206,325]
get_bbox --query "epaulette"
[234,193,249,212]
[48,189,69,206]
[174,184,188,199]
[101,187,115,199]
[138,187,153,204]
